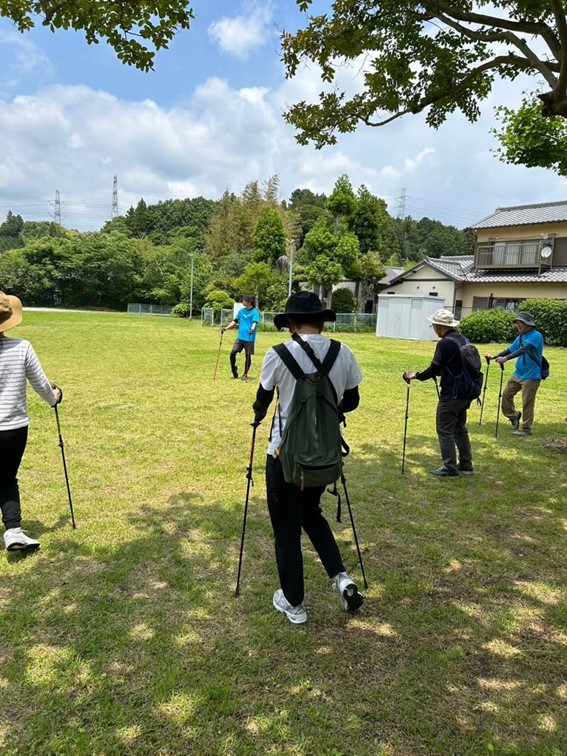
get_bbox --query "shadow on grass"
[0,427,565,753]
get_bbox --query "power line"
[407,195,485,218]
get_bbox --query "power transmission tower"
[396,187,407,219]
[112,175,119,218]
[51,190,62,225]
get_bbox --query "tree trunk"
[539,90,567,118]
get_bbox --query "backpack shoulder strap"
[321,339,341,375]
[291,333,341,377]
[445,333,469,347]
[522,340,543,368]
[273,343,304,380]
[291,333,323,371]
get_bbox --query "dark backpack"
[273,335,342,489]
[446,334,484,401]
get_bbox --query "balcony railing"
[475,240,552,269]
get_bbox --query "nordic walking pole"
[340,470,368,590]
[53,404,76,529]
[401,374,411,474]
[235,422,258,597]
[433,376,440,399]
[213,329,224,381]
[495,362,505,438]
[479,356,491,426]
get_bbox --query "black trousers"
[436,397,472,473]
[0,426,28,530]
[230,339,253,377]
[265,455,344,606]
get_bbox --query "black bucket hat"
[273,291,336,331]
[513,311,536,327]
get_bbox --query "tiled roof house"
[382,201,567,318]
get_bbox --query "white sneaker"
[4,528,40,552]
[272,589,307,624]
[333,572,364,612]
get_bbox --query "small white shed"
[376,295,445,340]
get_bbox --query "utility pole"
[189,253,195,320]
[288,240,295,297]
[112,175,119,218]
[397,187,408,260]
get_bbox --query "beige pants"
[501,376,541,430]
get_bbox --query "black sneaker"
[430,467,459,477]
[232,371,239,379]
[509,411,521,430]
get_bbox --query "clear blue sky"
[0,1,564,231]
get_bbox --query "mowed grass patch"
[0,311,566,754]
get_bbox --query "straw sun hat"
[0,292,23,332]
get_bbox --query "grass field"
[1,311,566,755]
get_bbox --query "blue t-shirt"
[509,328,544,381]
[236,307,261,342]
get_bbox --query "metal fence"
[128,303,173,316]
[201,308,376,332]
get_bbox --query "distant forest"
[0,175,474,312]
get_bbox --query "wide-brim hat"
[426,308,460,327]
[513,311,535,327]
[0,292,23,332]
[274,291,336,331]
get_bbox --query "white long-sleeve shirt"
[0,337,57,430]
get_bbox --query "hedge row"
[460,299,567,346]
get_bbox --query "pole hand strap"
[327,481,342,523]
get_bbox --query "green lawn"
[1,312,566,755]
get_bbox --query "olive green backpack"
[273,334,342,489]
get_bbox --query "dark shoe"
[512,428,533,436]
[509,411,522,430]
[430,467,459,477]
[458,465,474,475]
[241,375,248,382]
[232,371,238,379]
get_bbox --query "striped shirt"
[0,337,57,430]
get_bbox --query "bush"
[331,287,357,313]
[522,298,567,346]
[172,302,191,318]
[204,289,235,313]
[459,309,516,343]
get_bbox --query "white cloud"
[0,62,564,232]
[0,31,53,90]
[208,3,273,59]
[404,148,435,173]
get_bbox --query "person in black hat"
[485,311,544,436]
[251,291,364,624]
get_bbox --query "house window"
[473,296,525,312]
[472,297,489,311]
[454,300,463,319]
[428,291,438,296]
